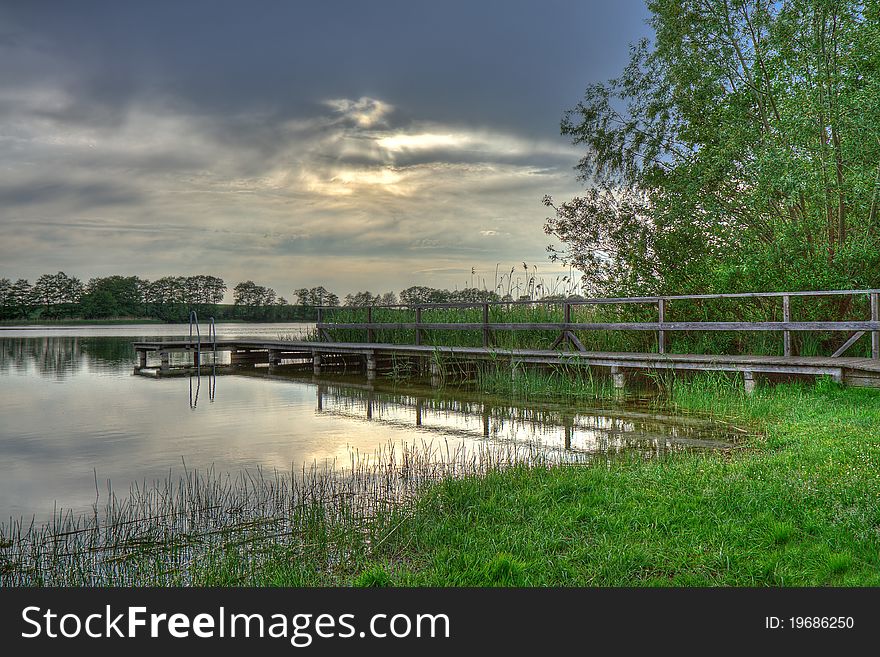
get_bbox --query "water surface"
[0,327,737,521]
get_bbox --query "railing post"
[316,307,323,342]
[657,299,666,354]
[482,302,490,348]
[415,306,422,346]
[367,306,374,343]
[783,295,791,357]
[563,302,571,349]
[872,293,879,359]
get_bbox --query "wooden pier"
[133,288,880,392]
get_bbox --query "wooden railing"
[316,289,880,359]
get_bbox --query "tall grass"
[0,441,573,586]
[319,294,877,357]
[476,363,617,400]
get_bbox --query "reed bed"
[320,295,877,358]
[0,441,582,587]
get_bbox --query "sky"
[0,0,652,301]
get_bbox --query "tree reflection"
[0,337,137,379]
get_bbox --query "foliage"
[547,0,880,298]
[32,272,84,317]
[294,286,339,307]
[399,286,501,305]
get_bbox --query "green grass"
[263,375,880,587]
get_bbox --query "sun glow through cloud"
[377,133,469,152]
[0,90,583,293]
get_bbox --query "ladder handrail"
[189,309,201,359]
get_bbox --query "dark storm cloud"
[1,0,648,135]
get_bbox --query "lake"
[0,324,736,522]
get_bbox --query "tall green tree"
[546,0,880,297]
[32,272,84,317]
[81,276,145,318]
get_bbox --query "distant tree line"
[1,272,575,323]
[0,273,327,322]
[0,272,233,321]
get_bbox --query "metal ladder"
[188,310,218,364]
[188,310,217,408]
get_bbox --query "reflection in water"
[0,323,314,378]
[310,379,734,460]
[189,367,217,408]
[0,336,148,379]
[0,334,740,521]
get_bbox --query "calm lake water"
[0,324,736,521]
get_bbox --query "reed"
[0,441,570,586]
[318,294,877,358]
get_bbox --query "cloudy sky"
[0,0,651,300]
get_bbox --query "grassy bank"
[256,373,880,587]
[2,372,878,586]
[357,374,880,586]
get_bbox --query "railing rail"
[314,289,880,360]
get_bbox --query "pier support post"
[137,350,147,369]
[430,361,442,388]
[366,353,376,381]
[192,350,200,368]
[160,351,170,373]
[611,365,625,397]
[743,371,756,394]
[313,353,322,376]
[268,349,282,367]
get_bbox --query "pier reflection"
[311,379,735,459]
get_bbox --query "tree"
[450,288,500,303]
[144,276,187,321]
[399,286,451,305]
[379,291,398,305]
[548,0,880,297]
[307,286,329,306]
[80,276,145,318]
[233,280,277,318]
[2,279,34,318]
[32,272,84,316]
[344,291,380,307]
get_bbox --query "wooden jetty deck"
[133,288,880,391]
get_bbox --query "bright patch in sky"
[377,133,468,152]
